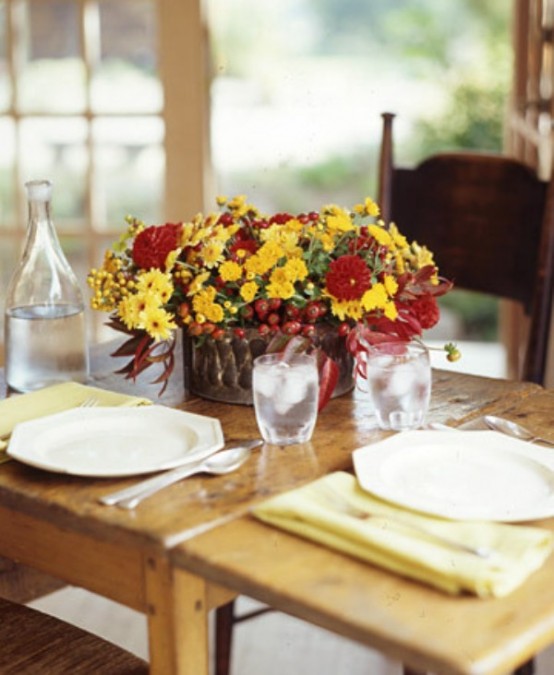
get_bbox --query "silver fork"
[79,397,99,408]
[319,484,493,559]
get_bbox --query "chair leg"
[514,658,534,675]
[215,600,236,675]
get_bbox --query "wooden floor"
[28,586,554,674]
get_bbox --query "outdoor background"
[0,0,512,373]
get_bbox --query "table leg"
[144,554,209,675]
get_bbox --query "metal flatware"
[99,439,262,509]
[320,484,493,559]
[484,415,554,447]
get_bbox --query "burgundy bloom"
[132,223,182,270]
[410,294,440,329]
[325,254,371,301]
[230,238,258,258]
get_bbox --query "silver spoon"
[100,440,261,510]
[484,415,554,447]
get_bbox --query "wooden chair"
[378,111,554,386]
[0,595,148,674]
[379,111,554,675]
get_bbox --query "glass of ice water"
[252,352,319,445]
[365,342,431,431]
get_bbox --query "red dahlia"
[325,254,371,301]
[132,223,182,270]
[410,294,440,329]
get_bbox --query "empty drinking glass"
[252,352,319,445]
[365,342,431,431]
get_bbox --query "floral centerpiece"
[88,194,459,404]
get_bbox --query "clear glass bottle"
[4,180,89,392]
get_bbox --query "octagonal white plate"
[8,405,224,477]
[353,430,554,522]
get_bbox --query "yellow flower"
[187,271,211,295]
[266,279,295,300]
[325,208,355,234]
[140,306,177,341]
[353,197,380,217]
[328,297,364,321]
[389,223,408,249]
[361,283,388,312]
[136,270,174,303]
[219,260,242,282]
[368,224,392,247]
[201,241,225,268]
[118,293,160,330]
[383,274,398,297]
[240,281,258,303]
[284,258,308,282]
[204,302,225,323]
[384,301,398,321]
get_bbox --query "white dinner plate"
[7,405,224,477]
[353,430,554,522]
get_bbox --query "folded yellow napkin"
[0,382,151,456]
[252,471,554,598]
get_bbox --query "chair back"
[378,112,554,384]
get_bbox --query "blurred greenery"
[214,0,511,342]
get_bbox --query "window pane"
[0,116,15,227]
[92,0,162,113]
[18,0,86,113]
[19,117,88,230]
[0,1,10,111]
[93,116,164,230]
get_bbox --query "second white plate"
[8,405,225,477]
[353,430,554,521]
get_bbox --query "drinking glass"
[252,352,319,445]
[365,342,431,431]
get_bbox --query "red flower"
[325,254,371,301]
[410,294,440,329]
[230,238,258,258]
[132,223,182,270]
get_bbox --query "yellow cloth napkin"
[0,382,151,457]
[252,471,554,598]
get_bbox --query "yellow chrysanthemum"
[140,306,177,341]
[118,293,161,330]
[201,241,225,268]
[284,258,308,282]
[383,274,398,297]
[219,260,243,282]
[325,208,355,234]
[266,279,295,300]
[353,197,380,217]
[136,270,174,304]
[383,301,398,321]
[368,224,392,247]
[240,281,258,303]
[389,223,408,249]
[328,297,364,321]
[361,283,388,312]
[203,302,225,323]
[261,225,301,256]
[315,232,336,253]
[187,271,211,295]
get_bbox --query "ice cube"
[254,368,277,399]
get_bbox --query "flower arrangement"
[88,194,459,399]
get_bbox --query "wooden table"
[0,354,552,674]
